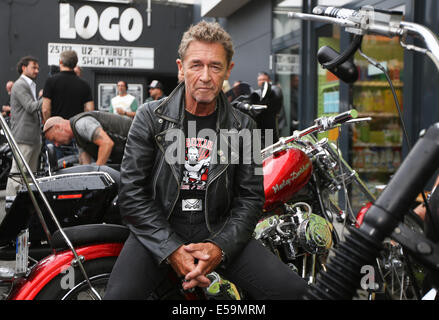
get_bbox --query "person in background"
[290,74,300,132]
[1,81,14,117]
[232,80,241,88]
[255,71,285,144]
[110,80,138,119]
[48,65,60,77]
[42,50,94,123]
[6,56,43,197]
[145,80,167,103]
[43,111,132,166]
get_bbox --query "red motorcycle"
[229,83,374,285]
[254,109,375,283]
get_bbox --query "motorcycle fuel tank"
[263,147,313,211]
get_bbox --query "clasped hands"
[167,242,222,291]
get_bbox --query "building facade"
[0,0,194,111]
[1,0,438,193]
[201,0,439,201]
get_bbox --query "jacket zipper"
[204,163,230,232]
[167,165,181,220]
[152,156,164,200]
[155,122,182,220]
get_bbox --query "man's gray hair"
[60,50,78,69]
[178,20,234,65]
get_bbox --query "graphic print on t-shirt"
[182,137,214,191]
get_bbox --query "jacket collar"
[153,82,242,131]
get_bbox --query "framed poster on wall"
[98,83,144,111]
[98,83,117,112]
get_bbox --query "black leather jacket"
[119,82,265,266]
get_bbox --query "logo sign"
[59,3,143,42]
[48,42,154,69]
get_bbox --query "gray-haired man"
[104,20,308,300]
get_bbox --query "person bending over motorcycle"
[103,21,308,300]
[43,111,132,166]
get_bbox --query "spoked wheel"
[373,212,425,300]
[61,274,110,300]
[375,242,424,300]
[34,257,116,300]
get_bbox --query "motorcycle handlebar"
[232,101,267,112]
[313,6,359,20]
[327,109,359,128]
[288,11,358,28]
[261,109,358,155]
[289,6,439,70]
[290,6,404,37]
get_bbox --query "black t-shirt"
[171,109,217,222]
[43,71,93,119]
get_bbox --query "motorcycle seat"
[51,223,129,252]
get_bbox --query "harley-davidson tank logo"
[272,162,311,194]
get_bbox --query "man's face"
[22,61,39,80]
[149,87,161,100]
[177,41,234,106]
[45,126,72,147]
[117,81,127,95]
[257,74,270,88]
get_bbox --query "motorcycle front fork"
[302,253,327,285]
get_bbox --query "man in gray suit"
[6,56,43,197]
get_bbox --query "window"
[273,0,302,136]
[273,0,302,40]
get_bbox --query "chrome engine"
[254,202,334,280]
